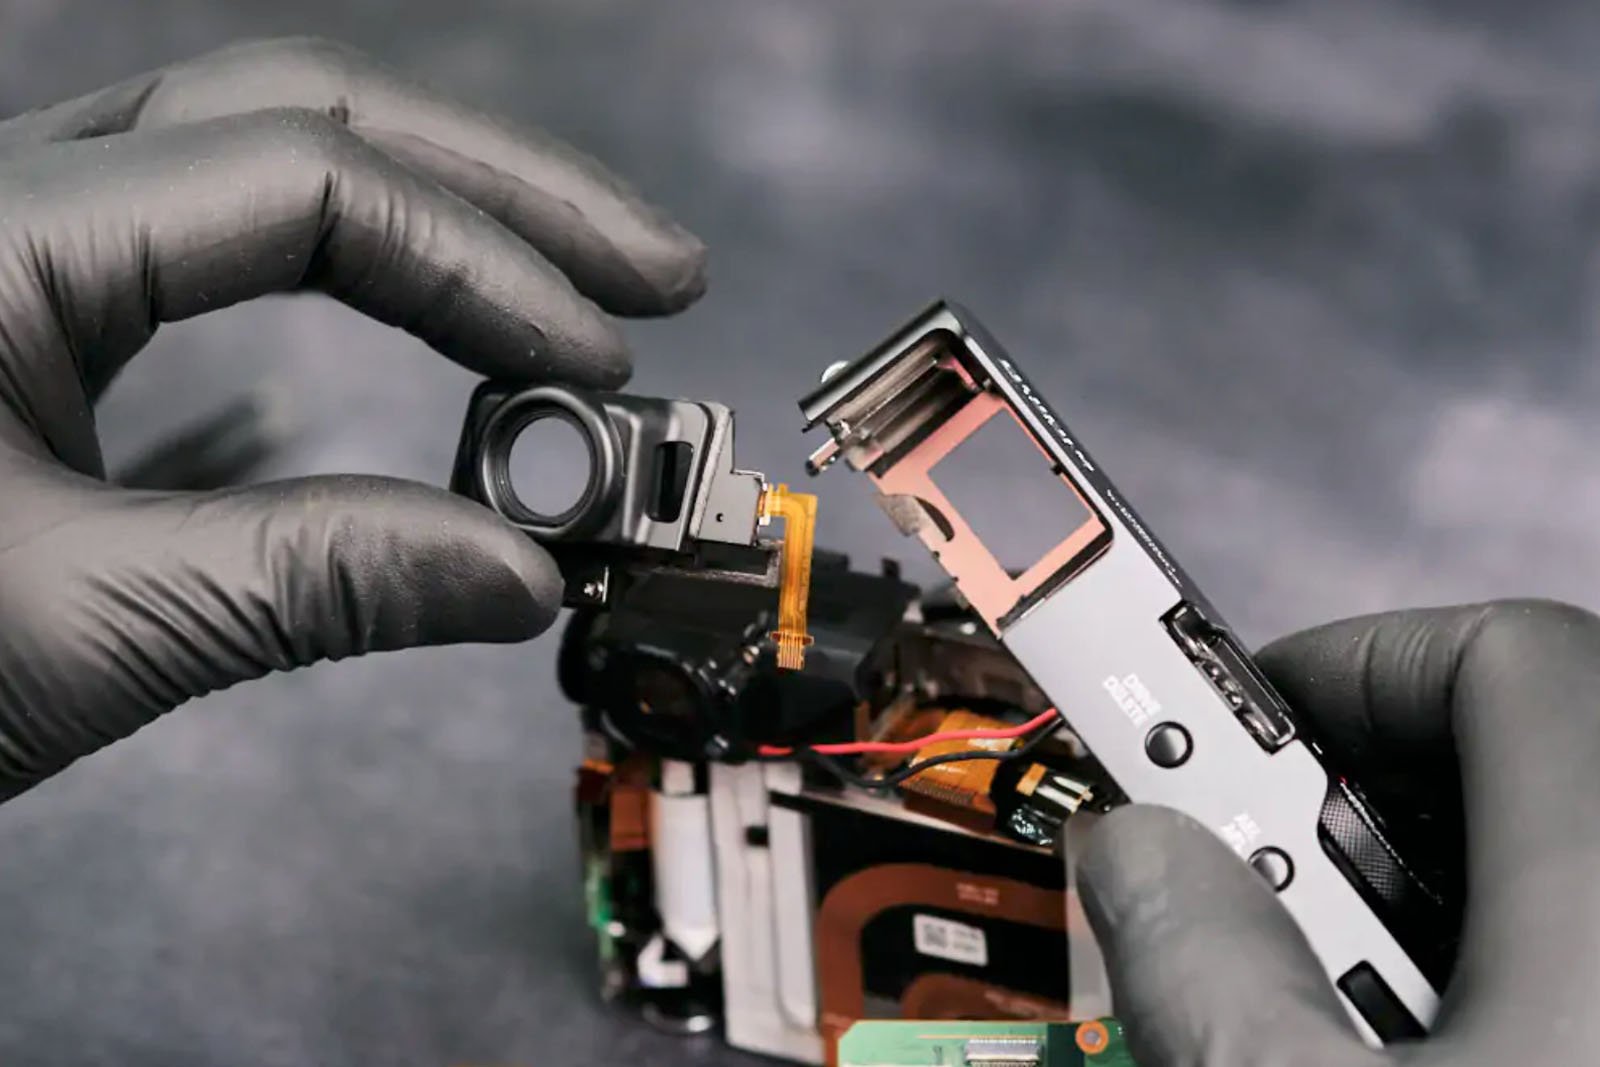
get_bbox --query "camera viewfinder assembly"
[451,382,816,669]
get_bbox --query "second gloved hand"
[0,37,707,803]
[1075,599,1600,1065]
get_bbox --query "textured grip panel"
[1318,779,1460,989]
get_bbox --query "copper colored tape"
[900,794,997,836]
[899,973,1072,1022]
[608,786,649,853]
[815,863,1082,1066]
[608,755,653,853]
[1016,762,1048,797]
[901,711,1013,809]
[860,702,946,772]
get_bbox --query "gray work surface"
[2,1,1598,1063]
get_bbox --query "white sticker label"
[913,914,989,967]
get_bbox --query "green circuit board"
[838,1020,1135,1067]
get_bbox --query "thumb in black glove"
[0,37,708,802]
[1075,599,1600,1064]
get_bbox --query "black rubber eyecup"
[476,385,622,540]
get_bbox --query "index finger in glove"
[0,108,627,473]
[1257,601,1600,1040]
[0,36,705,317]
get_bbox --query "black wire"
[798,711,1065,792]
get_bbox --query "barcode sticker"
[912,914,989,967]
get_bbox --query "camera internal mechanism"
[540,298,1459,1062]
[452,381,816,668]
[560,553,1124,1058]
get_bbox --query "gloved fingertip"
[1075,804,1210,927]
[521,298,634,390]
[1071,803,1369,1064]
[593,224,708,319]
[651,226,709,310]
[229,476,570,657]
[489,525,566,639]
[401,502,565,647]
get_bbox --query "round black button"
[1249,847,1294,891]
[1144,722,1193,768]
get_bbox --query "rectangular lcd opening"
[866,385,1111,633]
[934,409,1096,576]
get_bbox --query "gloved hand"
[1076,599,1600,1064]
[0,37,707,802]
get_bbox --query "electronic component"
[451,381,815,667]
[964,1035,1042,1066]
[837,1021,1133,1067]
[796,779,1081,1061]
[561,555,1120,1063]
[762,484,819,669]
[559,555,916,764]
[996,764,1096,849]
[897,710,1018,831]
[800,301,1460,1041]
[890,711,1102,846]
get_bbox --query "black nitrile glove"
[1076,599,1600,1065]
[0,37,707,802]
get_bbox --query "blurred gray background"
[3,0,1598,1063]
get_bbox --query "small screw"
[587,648,608,671]
[582,579,604,600]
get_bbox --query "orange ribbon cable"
[759,483,817,670]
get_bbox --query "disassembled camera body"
[452,301,1462,1062]
[559,552,1120,1061]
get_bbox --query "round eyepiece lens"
[507,413,593,521]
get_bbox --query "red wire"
[756,708,1061,759]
